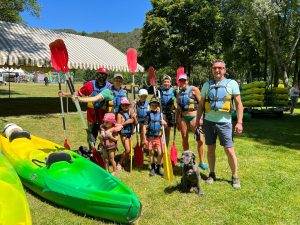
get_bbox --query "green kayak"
[0,124,141,224]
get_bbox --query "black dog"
[180,151,204,197]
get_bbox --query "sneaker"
[206,172,216,185]
[155,164,164,177]
[199,163,208,170]
[232,176,241,189]
[149,168,155,176]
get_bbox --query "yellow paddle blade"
[163,144,174,181]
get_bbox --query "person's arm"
[116,113,123,124]
[195,84,207,128]
[176,93,182,128]
[107,132,119,142]
[233,94,243,134]
[74,89,113,103]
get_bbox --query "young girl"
[98,113,119,175]
[116,98,138,171]
[136,89,150,144]
[142,97,167,177]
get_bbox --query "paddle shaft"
[58,75,67,138]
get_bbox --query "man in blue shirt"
[196,59,243,189]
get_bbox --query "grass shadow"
[0,97,86,117]
[239,114,300,150]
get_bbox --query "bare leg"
[109,149,117,174]
[190,118,205,164]
[118,136,131,166]
[224,147,238,177]
[180,118,189,150]
[207,144,216,173]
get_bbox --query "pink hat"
[120,98,130,105]
[103,113,116,123]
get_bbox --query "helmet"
[150,97,160,105]
[120,98,131,105]
[103,113,116,123]
[162,75,172,81]
[138,89,148,96]
[96,67,110,75]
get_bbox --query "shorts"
[203,119,234,148]
[120,133,132,139]
[291,96,298,107]
[146,137,162,151]
[163,112,175,127]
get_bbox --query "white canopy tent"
[0,21,144,72]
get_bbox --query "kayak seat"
[9,131,31,142]
[46,152,72,168]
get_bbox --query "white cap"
[138,89,148,96]
[178,73,188,80]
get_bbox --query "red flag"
[148,66,156,86]
[134,144,144,167]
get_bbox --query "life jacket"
[99,127,117,150]
[161,88,175,113]
[137,100,149,122]
[109,86,127,113]
[119,111,134,135]
[204,79,233,113]
[146,111,162,138]
[178,86,198,111]
[87,80,111,110]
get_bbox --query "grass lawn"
[0,83,300,224]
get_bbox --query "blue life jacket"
[110,86,126,112]
[205,79,233,113]
[89,80,111,109]
[137,100,149,122]
[161,88,175,113]
[146,111,162,138]
[178,86,198,111]
[119,111,134,135]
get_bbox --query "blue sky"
[21,0,152,33]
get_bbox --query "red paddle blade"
[134,144,144,167]
[126,48,137,75]
[170,142,178,166]
[148,66,156,86]
[176,67,184,87]
[49,39,69,74]
[64,139,71,150]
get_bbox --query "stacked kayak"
[0,124,141,224]
[0,152,31,225]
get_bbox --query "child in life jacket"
[116,98,138,171]
[98,113,119,176]
[142,97,167,177]
[136,89,150,144]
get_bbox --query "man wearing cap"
[108,73,127,113]
[59,67,112,144]
[196,59,243,189]
[176,73,207,170]
[160,75,177,147]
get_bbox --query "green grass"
[0,83,300,224]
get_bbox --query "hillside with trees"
[55,28,142,54]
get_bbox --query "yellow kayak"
[0,152,32,225]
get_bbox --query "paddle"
[126,48,138,172]
[148,67,174,181]
[58,73,71,150]
[170,67,185,165]
[49,39,104,167]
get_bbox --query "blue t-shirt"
[201,78,240,123]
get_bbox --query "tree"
[139,0,221,75]
[0,0,41,23]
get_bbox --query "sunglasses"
[212,66,225,70]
